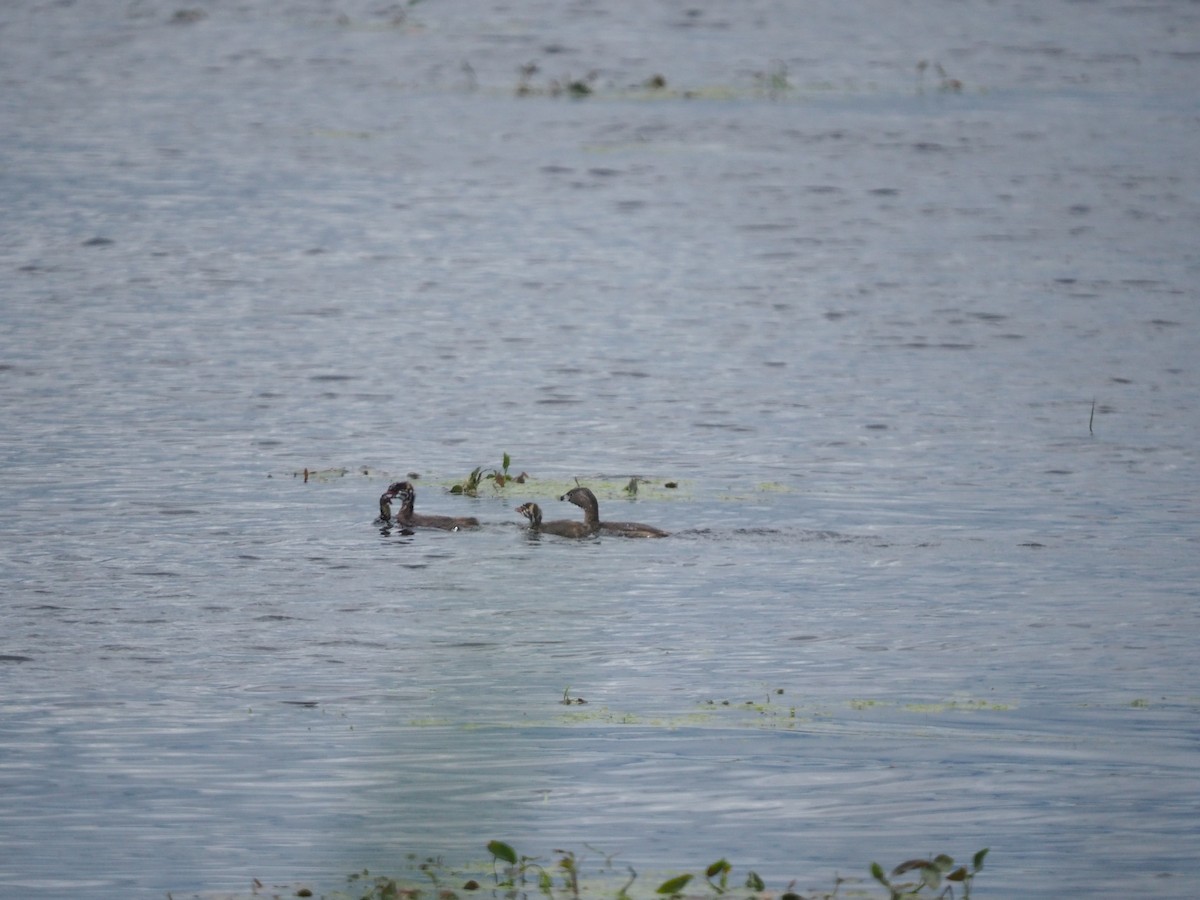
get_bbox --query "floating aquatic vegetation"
[224,841,988,900]
[294,466,350,483]
[450,453,528,495]
[916,60,964,94]
[872,848,988,900]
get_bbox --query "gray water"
[2,1,1199,897]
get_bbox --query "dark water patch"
[160,508,201,516]
[738,221,795,232]
[82,237,114,247]
[310,374,357,382]
[693,421,740,429]
[255,614,300,622]
[315,639,390,649]
[131,570,181,577]
[280,700,320,707]
[0,654,34,663]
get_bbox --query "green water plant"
[871,848,988,899]
[450,453,527,495]
[274,842,991,900]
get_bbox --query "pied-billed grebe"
[388,481,479,531]
[377,490,396,524]
[560,486,668,538]
[515,501,598,539]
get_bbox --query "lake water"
[2,1,1199,898]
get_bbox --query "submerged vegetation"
[300,842,989,900]
[445,454,683,502]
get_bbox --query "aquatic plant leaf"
[946,867,968,882]
[973,848,989,870]
[705,859,730,879]
[745,871,765,892]
[869,862,888,885]
[487,840,518,865]
[891,859,934,876]
[933,854,954,871]
[655,873,692,895]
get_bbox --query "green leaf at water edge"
[869,862,888,885]
[744,871,765,892]
[973,847,989,870]
[655,873,693,896]
[487,840,518,865]
[920,866,941,890]
[705,858,730,879]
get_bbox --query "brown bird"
[386,481,478,531]
[515,501,597,538]
[560,486,668,538]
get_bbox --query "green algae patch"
[903,699,1015,713]
[846,697,1015,714]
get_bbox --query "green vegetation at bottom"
[245,843,987,900]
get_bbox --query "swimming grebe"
[377,489,396,524]
[388,481,479,531]
[515,501,598,538]
[559,486,668,538]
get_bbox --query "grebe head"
[560,486,597,509]
[515,502,542,526]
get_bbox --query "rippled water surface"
[2,1,1199,898]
